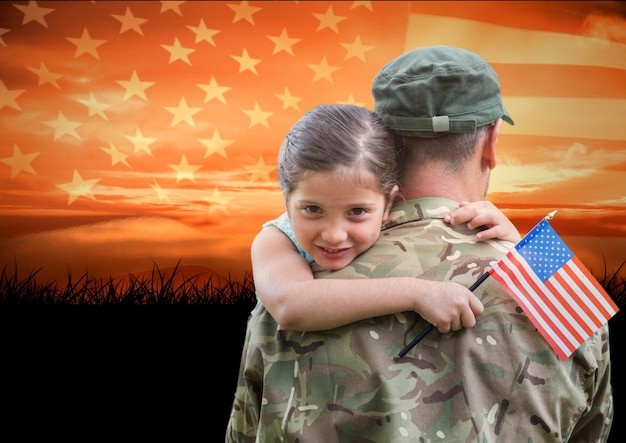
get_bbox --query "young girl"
[252,104,520,332]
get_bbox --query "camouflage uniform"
[226,197,613,442]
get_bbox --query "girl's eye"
[350,208,367,216]
[304,206,322,214]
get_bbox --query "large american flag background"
[1,1,625,285]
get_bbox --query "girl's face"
[286,167,395,271]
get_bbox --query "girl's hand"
[415,281,484,333]
[445,201,521,243]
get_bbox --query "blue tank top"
[263,212,314,264]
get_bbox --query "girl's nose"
[321,222,348,244]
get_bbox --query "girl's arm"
[252,225,483,332]
[445,200,521,243]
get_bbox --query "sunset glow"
[1,1,624,284]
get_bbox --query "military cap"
[373,45,514,137]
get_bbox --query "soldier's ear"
[483,119,501,170]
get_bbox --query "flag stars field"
[44,111,81,141]
[352,2,373,12]
[0,28,9,46]
[165,97,202,127]
[203,187,233,214]
[308,56,340,83]
[100,142,131,169]
[339,92,366,106]
[150,179,171,204]
[0,80,25,110]
[1,145,39,179]
[267,28,302,56]
[199,130,233,159]
[116,70,155,101]
[275,87,303,111]
[162,37,195,65]
[79,92,111,120]
[58,170,100,205]
[341,35,374,61]
[111,7,148,35]
[227,1,261,25]
[313,6,347,33]
[67,28,106,59]
[244,157,276,183]
[160,1,184,16]
[126,128,156,156]
[27,61,62,89]
[169,154,202,183]
[197,77,231,104]
[242,102,273,129]
[187,18,219,45]
[231,48,261,75]
[14,1,54,27]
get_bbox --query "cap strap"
[432,116,449,132]
[383,115,477,133]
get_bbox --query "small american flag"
[489,214,619,360]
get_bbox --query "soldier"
[226,46,613,442]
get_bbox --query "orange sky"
[0,1,625,284]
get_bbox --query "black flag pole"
[397,210,558,358]
[397,271,490,357]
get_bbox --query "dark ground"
[1,305,623,442]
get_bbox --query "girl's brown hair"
[278,104,399,201]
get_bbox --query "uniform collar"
[382,197,460,230]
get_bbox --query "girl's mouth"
[316,245,350,258]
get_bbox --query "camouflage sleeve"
[225,301,266,442]
[568,323,614,441]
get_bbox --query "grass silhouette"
[596,259,626,308]
[0,260,256,306]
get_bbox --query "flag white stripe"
[551,266,606,327]
[565,261,619,317]
[495,253,575,355]
[539,274,591,340]
[506,252,581,349]
[546,267,597,331]
[406,13,626,69]
[502,97,626,141]
[492,262,571,359]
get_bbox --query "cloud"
[493,137,626,198]
[0,216,255,283]
[558,142,626,169]
[582,12,626,43]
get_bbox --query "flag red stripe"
[489,254,573,359]
[505,253,579,354]
[571,256,619,316]
[539,274,590,342]
[543,276,595,337]
[489,268,568,360]
[525,267,588,344]
[551,267,603,330]
[534,281,585,345]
